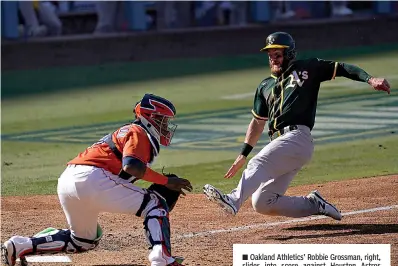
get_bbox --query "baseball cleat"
[2,237,30,266]
[203,184,237,216]
[2,240,16,266]
[20,257,29,266]
[167,261,184,266]
[167,261,185,266]
[308,190,342,221]
[172,256,184,264]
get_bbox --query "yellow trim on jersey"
[273,73,284,130]
[251,110,267,120]
[272,85,277,130]
[280,79,284,115]
[331,62,338,80]
[270,74,277,79]
[33,0,39,10]
[260,44,289,51]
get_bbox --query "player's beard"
[270,63,283,76]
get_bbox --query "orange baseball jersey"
[68,124,154,175]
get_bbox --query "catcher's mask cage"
[134,94,177,146]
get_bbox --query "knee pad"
[143,207,172,257]
[31,225,102,254]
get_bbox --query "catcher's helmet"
[260,32,297,61]
[134,94,177,146]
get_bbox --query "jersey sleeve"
[311,58,372,83]
[252,86,268,120]
[120,129,151,164]
[311,58,339,82]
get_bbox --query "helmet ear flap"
[284,41,296,61]
[286,49,297,61]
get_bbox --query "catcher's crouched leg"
[6,225,102,260]
[144,207,175,266]
[32,225,102,253]
[142,184,183,266]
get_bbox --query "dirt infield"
[1,175,397,266]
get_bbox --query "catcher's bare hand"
[165,175,193,196]
[224,155,246,179]
[368,77,391,94]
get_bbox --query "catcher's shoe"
[307,190,342,221]
[2,239,17,266]
[2,237,30,266]
[167,261,185,266]
[203,184,237,216]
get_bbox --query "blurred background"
[2,1,398,37]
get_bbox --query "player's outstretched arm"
[335,61,391,94]
[224,118,266,179]
[315,59,391,94]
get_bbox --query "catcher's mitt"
[147,182,181,212]
[148,171,192,211]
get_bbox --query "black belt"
[268,125,298,141]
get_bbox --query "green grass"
[2,135,397,196]
[3,50,398,134]
[168,135,398,193]
[3,43,398,99]
[2,48,398,196]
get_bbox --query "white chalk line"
[176,204,398,239]
[14,205,398,262]
[16,255,72,263]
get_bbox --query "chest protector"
[101,121,160,180]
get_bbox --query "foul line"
[176,205,398,239]
[17,255,71,263]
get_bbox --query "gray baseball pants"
[228,125,319,217]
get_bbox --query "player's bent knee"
[251,192,280,215]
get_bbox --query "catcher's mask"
[260,31,297,70]
[134,94,177,146]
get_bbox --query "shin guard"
[30,225,102,255]
[144,208,174,265]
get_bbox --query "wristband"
[240,143,253,157]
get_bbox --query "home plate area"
[1,175,397,265]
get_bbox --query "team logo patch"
[268,36,275,45]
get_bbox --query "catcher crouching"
[1,94,192,266]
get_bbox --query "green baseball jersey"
[252,58,370,133]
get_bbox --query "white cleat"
[308,190,342,221]
[2,237,30,266]
[203,184,237,216]
[2,240,16,266]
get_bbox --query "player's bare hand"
[224,155,247,179]
[368,77,390,94]
[166,175,193,195]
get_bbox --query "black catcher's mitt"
[147,182,181,212]
[147,171,192,212]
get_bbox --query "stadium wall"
[2,15,398,71]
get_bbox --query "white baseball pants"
[228,125,320,217]
[57,165,175,265]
